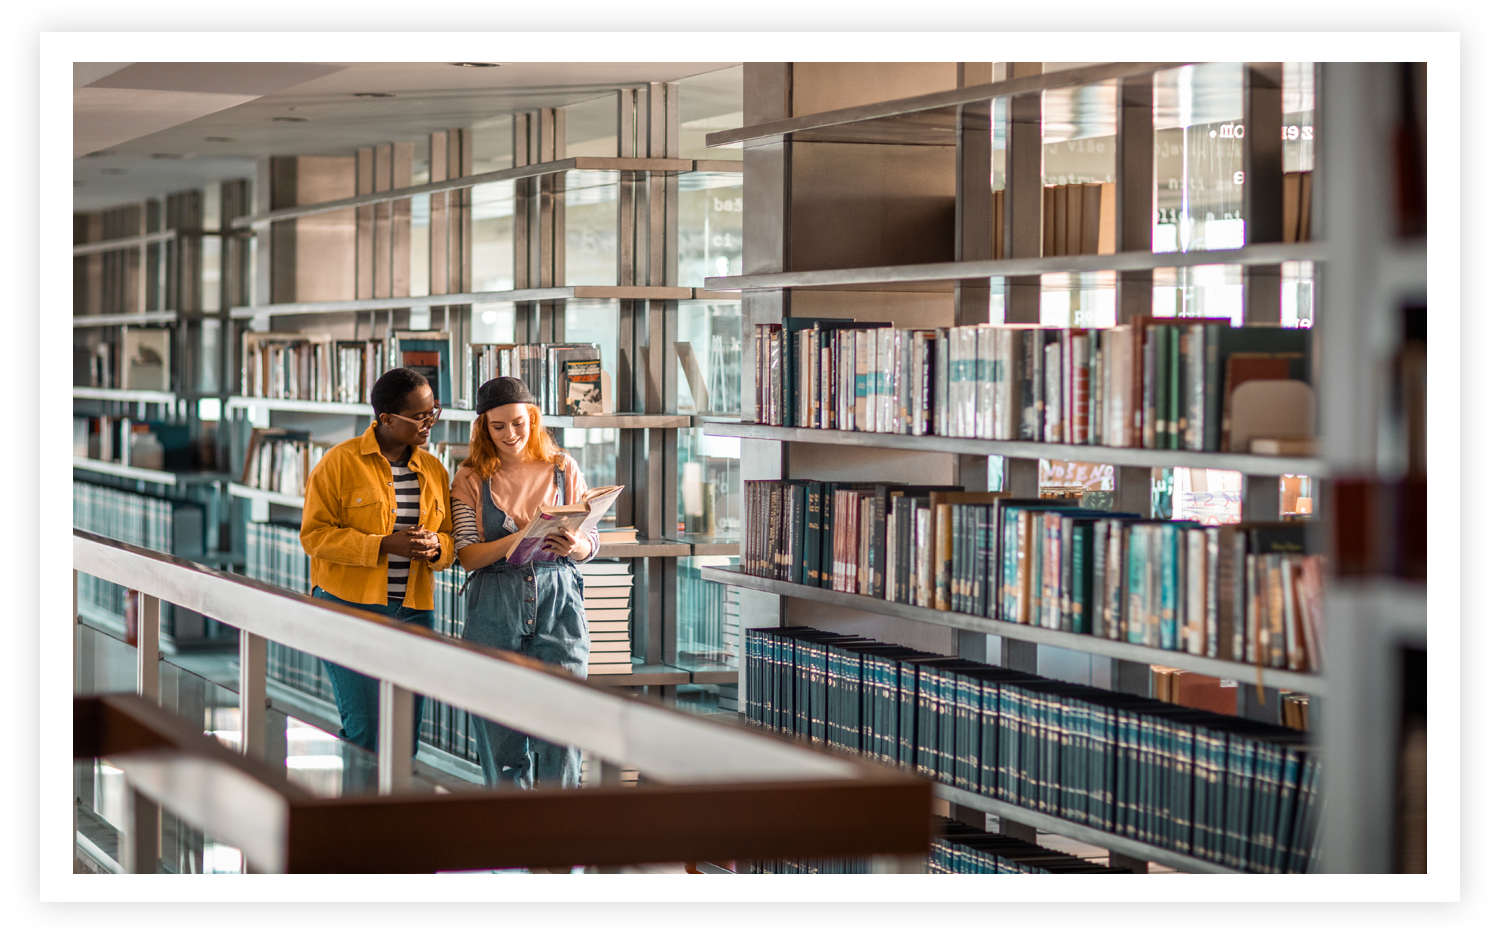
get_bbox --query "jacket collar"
[358,421,429,470]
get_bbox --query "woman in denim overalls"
[449,377,598,789]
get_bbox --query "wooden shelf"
[72,387,178,404]
[226,396,375,417]
[700,567,1325,695]
[72,311,178,328]
[703,242,1325,293]
[73,457,231,486]
[224,398,683,430]
[597,540,691,558]
[589,663,692,687]
[707,62,1191,148]
[228,483,305,508]
[72,228,178,256]
[228,285,695,319]
[930,784,1239,874]
[230,156,725,230]
[540,413,690,429]
[671,659,740,684]
[704,422,1325,478]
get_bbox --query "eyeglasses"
[387,406,442,427]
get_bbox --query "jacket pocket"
[341,486,384,533]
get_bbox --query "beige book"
[1097,181,1116,254]
[992,189,1006,259]
[1042,185,1057,257]
[1079,182,1118,255]
[1283,172,1302,243]
[1298,171,1313,242]
[1065,183,1084,255]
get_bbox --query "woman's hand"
[541,525,590,561]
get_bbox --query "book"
[561,357,604,415]
[501,485,624,564]
[394,331,452,406]
[122,329,171,392]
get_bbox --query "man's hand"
[380,527,441,561]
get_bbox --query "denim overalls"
[461,466,589,789]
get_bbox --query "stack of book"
[334,338,386,404]
[241,428,333,498]
[744,480,1326,672]
[469,342,603,416]
[581,561,633,676]
[745,627,1324,873]
[753,318,1313,453]
[746,815,1130,874]
[930,817,1130,873]
[73,479,206,629]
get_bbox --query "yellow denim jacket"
[299,423,455,609]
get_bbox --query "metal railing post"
[137,593,160,704]
[124,785,160,874]
[378,679,414,794]
[239,630,267,760]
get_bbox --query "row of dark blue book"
[745,626,1322,873]
[747,816,1129,874]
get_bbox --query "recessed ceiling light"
[205,137,236,143]
[150,153,182,159]
[452,62,500,68]
[272,116,309,122]
[353,92,394,98]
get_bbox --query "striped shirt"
[387,449,423,602]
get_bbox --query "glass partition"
[675,298,742,414]
[677,173,744,288]
[562,170,620,286]
[564,94,620,158]
[676,554,741,668]
[678,66,744,161]
[563,298,621,408]
[559,427,619,509]
[471,180,517,292]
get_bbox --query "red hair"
[459,404,565,480]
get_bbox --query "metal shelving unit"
[703,566,1324,694]
[222,83,748,710]
[713,60,1414,874]
[71,387,178,405]
[72,457,231,487]
[73,312,179,328]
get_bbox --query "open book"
[501,485,624,564]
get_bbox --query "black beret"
[475,376,536,415]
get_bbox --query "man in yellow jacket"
[300,367,455,753]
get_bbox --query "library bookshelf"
[702,61,1424,874]
[215,83,748,768]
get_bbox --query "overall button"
[524,575,532,581]
[525,598,535,603]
